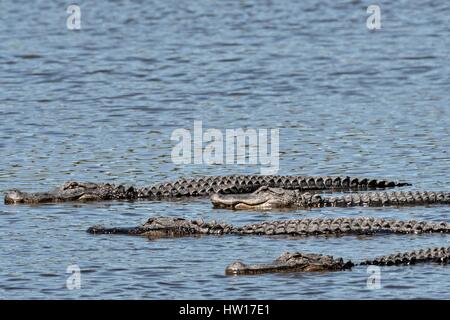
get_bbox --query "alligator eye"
[63,181,79,190]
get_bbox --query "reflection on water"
[0,0,449,299]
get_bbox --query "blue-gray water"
[1,0,450,299]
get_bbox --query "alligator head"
[225,251,354,275]
[4,181,136,204]
[87,216,186,236]
[210,186,323,210]
[87,216,230,238]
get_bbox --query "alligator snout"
[211,193,270,209]
[4,190,65,204]
[87,226,146,235]
[4,190,27,204]
[225,262,249,275]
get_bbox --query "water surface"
[1,0,450,299]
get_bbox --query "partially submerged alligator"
[211,186,450,210]
[87,216,450,275]
[87,216,450,237]
[4,175,409,204]
[225,248,450,275]
[226,252,354,274]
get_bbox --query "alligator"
[4,175,409,204]
[211,186,450,210]
[226,252,355,274]
[87,216,450,237]
[225,248,450,275]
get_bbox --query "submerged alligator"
[212,186,450,210]
[87,216,450,275]
[87,216,450,237]
[225,248,450,275]
[4,175,409,204]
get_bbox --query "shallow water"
[1,0,450,299]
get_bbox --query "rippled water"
[1,0,450,299]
